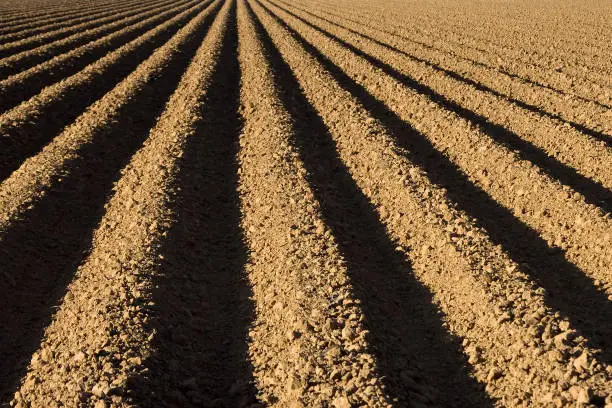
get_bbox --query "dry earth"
[0,0,610,406]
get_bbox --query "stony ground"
[0,0,610,406]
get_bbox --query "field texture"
[0,0,611,406]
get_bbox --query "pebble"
[332,396,351,408]
[72,351,86,362]
[91,382,109,397]
[315,223,326,235]
[40,348,53,362]
[341,326,357,341]
[553,331,572,348]
[487,367,503,381]
[94,400,107,408]
[573,352,589,372]
[569,386,591,404]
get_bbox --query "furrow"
[126,3,257,406]
[239,1,389,405]
[329,0,612,75]
[358,0,611,54]
[416,13,612,76]
[0,0,197,110]
[0,0,193,80]
[269,1,612,200]
[0,6,106,34]
[0,0,143,40]
[0,0,124,27]
[0,0,174,59]
[0,0,147,42]
[341,11,612,110]
[262,0,612,299]
[0,0,122,15]
[377,21,612,110]
[0,0,211,181]
[295,0,612,107]
[240,1,496,406]
[249,0,612,405]
[294,0,612,93]
[0,0,149,46]
[280,0,612,137]
[2,0,226,404]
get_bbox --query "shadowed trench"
[0,0,169,59]
[0,5,221,402]
[126,3,257,406]
[256,0,612,371]
[0,0,198,106]
[267,0,612,213]
[247,2,495,407]
[0,0,212,181]
[276,0,612,112]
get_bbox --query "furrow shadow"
[126,4,257,407]
[248,2,494,407]
[281,1,612,111]
[0,5,152,59]
[0,0,162,40]
[0,1,209,182]
[281,1,612,148]
[267,0,612,213]
[0,0,192,82]
[0,7,220,402]
[257,0,612,368]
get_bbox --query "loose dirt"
[0,0,610,406]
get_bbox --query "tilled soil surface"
[0,0,610,406]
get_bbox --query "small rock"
[487,368,502,382]
[73,351,86,362]
[325,346,342,361]
[341,326,356,341]
[315,223,325,235]
[94,400,107,408]
[30,353,40,367]
[12,391,22,402]
[569,386,591,404]
[573,352,589,372]
[128,356,142,365]
[40,348,53,362]
[333,396,351,408]
[420,245,432,255]
[553,331,572,348]
[330,369,341,380]
[466,345,481,364]
[91,382,109,398]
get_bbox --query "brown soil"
[0,0,610,407]
[0,0,150,42]
[0,0,180,58]
[0,0,191,79]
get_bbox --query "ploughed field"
[0,0,610,406]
